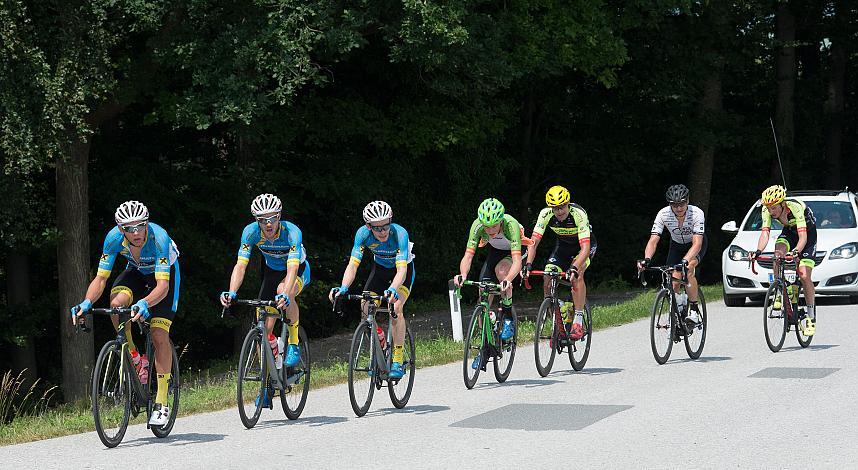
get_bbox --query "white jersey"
[651,205,705,244]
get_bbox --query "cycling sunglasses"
[256,215,280,225]
[121,222,147,233]
[369,223,391,233]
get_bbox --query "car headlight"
[728,245,749,261]
[830,242,858,260]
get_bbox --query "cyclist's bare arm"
[756,230,770,252]
[640,234,660,269]
[73,276,108,324]
[456,251,475,286]
[227,262,248,295]
[684,234,704,264]
[525,232,542,266]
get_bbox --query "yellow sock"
[156,373,171,405]
[288,321,299,345]
[393,345,404,363]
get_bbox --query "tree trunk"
[824,29,846,189]
[519,87,535,220]
[56,138,94,402]
[689,72,722,215]
[6,250,38,389]
[773,2,796,186]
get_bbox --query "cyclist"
[329,201,415,380]
[70,201,180,426]
[453,198,524,368]
[220,194,311,388]
[750,185,817,335]
[637,184,707,327]
[523,186,596,340]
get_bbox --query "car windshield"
[742,200,857,231]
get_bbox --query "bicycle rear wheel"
[534,298,557,377]
[763,283,787,352]
[237,328,265,428]
[493,307,517,383]
[650,290,673,364]
[794,283,814,348]
[388,325,416,409]
[348,321,375,417]
[151,342,180,438]
[569,303,592,371]
[281,326,311,420]
[683,291,707,359]
[92,340,131,448]
[463,306,484,389]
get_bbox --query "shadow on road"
[363,404,451,418]
[475,379,562,389]
[550,367,624,377]
[251,415,350,430]
[781,344,839,352]
[120,432,226,448]
[668,356,732,364]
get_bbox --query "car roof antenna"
[769,117,788,191]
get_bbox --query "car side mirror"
[721,221,739,235]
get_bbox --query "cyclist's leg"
[258,263,287,336]
[284,261,309,347]
[109,268,146,353]
[148,263,179,408]
[493,251,515,338]
[389,263,415,372]
[797,226,818,319]
[543,242,567,297]
[480,247,506,310]
[686,235,707,304]
[665,240,687,294]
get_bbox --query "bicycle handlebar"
[521,270,570,290]
[637,262,687,287]
[220,298,279,319]
[748,253,797,275]
[74,307,145,334]
[331,291,397,319]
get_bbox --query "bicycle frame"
[751,254,800,322]
[457,280,503,349]
[337,292,396,378]
[524,269,574,344]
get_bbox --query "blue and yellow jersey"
[237,221,306,271]
[349,223,414,269]
[761,199,816,234]
[97,222,179,281]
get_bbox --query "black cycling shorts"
[479,246,515,283]
[776,225,818,267]
[110,262,180,326]
[665,235,708,267]
[258,261,310,300]
[545,240,598,272]
[363,262,415,300]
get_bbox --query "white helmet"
[362,201,393,223]
[250,193,282,216]
[115,201,149,225]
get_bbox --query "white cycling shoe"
[148,404,170,427]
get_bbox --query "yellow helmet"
[761,185,786,206]
[545,185,570,207]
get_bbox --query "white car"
[721,189,858,306]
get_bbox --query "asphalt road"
[3,299,854,469]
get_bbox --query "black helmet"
[665,184,689,203]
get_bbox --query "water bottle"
[376,325,387,350]
[677,293,688,313]
[275,336,284,369]
[559,300,571,323]
[787,285,798,304]
[489,311,497,325]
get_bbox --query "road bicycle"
[334,292,415,417]
[523,269,592,376]
[750,253,813,352]
[457,280,518,389]
[223,298,310,428]
[638,262,707,364]
[78,308,179,448]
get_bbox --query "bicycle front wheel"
[569,303,592,371]
[388,325,415,409]
[348,321,375,417]
[534,298,557,377]
[151,342,180,438]
[237,328,265,428]
[763,283,787,352]
[683,290,707,359]
[281,326,311,420]
[463,306,484,389]
[493,307,517,383]
[650,290,673,364]
[92,340,131,448]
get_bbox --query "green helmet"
[477,198,505,226]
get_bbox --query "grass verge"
[0,284,722,446]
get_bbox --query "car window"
[814,200,856,229]
[742,200,857,231]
